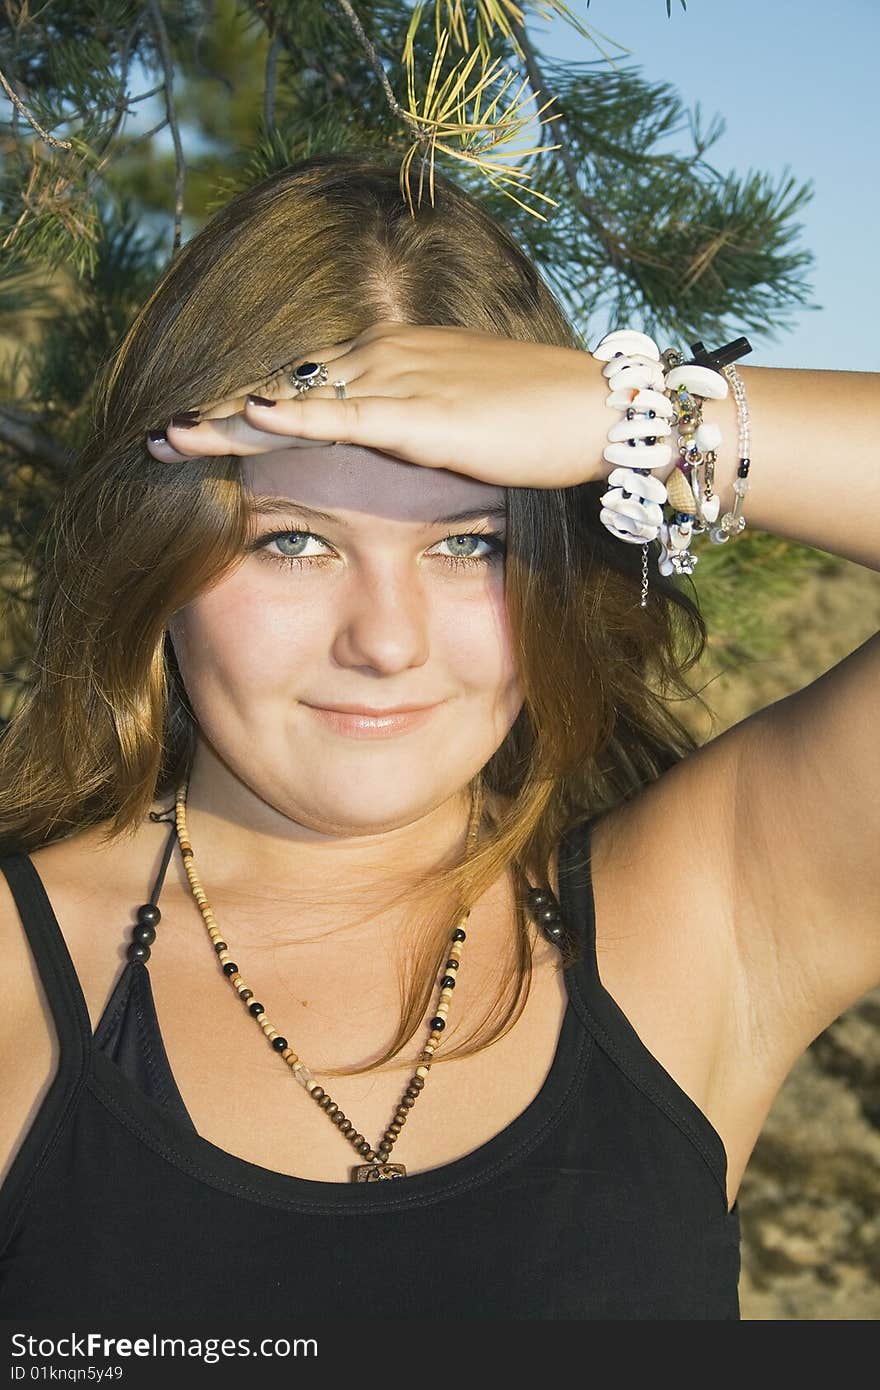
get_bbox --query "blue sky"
[532,0,878,369]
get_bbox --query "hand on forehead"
[146,321,595,493]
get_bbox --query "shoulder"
[0,839,71,1193]
[0,809,170,1192]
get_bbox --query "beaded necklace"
[176,776,484,1181]
[128,779,568,1182]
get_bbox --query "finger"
[278,366,411,403]
[198,391,252,419]
[254,340,364,400]
[243,392,418,460]
[165,410,328,456]
[146,434,194,463]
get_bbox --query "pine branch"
[511,19,640,269]
[263,30,283,134]
[0,64,73,150]
[83,17,147,193]
[332,0,411,125]
[144,0,187,252]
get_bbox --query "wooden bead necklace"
[172,775,485,1182]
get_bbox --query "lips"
[303,702,440,739]
[309,703,436,715]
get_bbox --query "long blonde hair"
[0,151,709,1076]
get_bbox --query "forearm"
[711,365,880,572]
[577,355,880,572]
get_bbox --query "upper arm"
[0,869,60,1194]
[727,628,880,1060]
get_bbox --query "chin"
[261,784,460,839]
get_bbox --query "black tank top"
[0,815,740,1319]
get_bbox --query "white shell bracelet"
[591,329,753,607]
[592,331,673,549]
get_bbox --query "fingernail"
[148,429,167,442]
[246,394,276,407]
[170,414,200,429]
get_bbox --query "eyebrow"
[248,496,508,529]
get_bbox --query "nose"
[330,563,430,675]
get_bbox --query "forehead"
[241,445,506,525]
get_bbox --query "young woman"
[0,154,876,1321]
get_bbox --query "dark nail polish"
[246,394,276,407]
[170,414,200,429]
[148,429,167,442]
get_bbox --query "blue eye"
[433,533,506,567]
[251,528,506,572]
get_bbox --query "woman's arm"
[664,362,880,1059]
[710,365,880,571]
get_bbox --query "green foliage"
[25,195,171,421]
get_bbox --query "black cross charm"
[684,336,753,371]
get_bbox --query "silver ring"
[286,360,328,394]
[333,380,347,399]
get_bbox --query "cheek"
[434,579,521,703]
[168,591,297,789]
[170,569,316,686]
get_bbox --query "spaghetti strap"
[145,806,179,903]
[555,811,731,1208]
[0,852,92,1239]
[0,816,181,1237]
[557,813,599,975]
[0,852,92,1064]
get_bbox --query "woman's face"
[168,445,523,838]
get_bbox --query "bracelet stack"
[591,329,753,607]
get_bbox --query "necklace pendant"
[352,1161,407,1182]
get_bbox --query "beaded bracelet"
[658,348,731,581]
[591,330,752,606]
[713,363,751,543]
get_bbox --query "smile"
[302,704,441,738]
